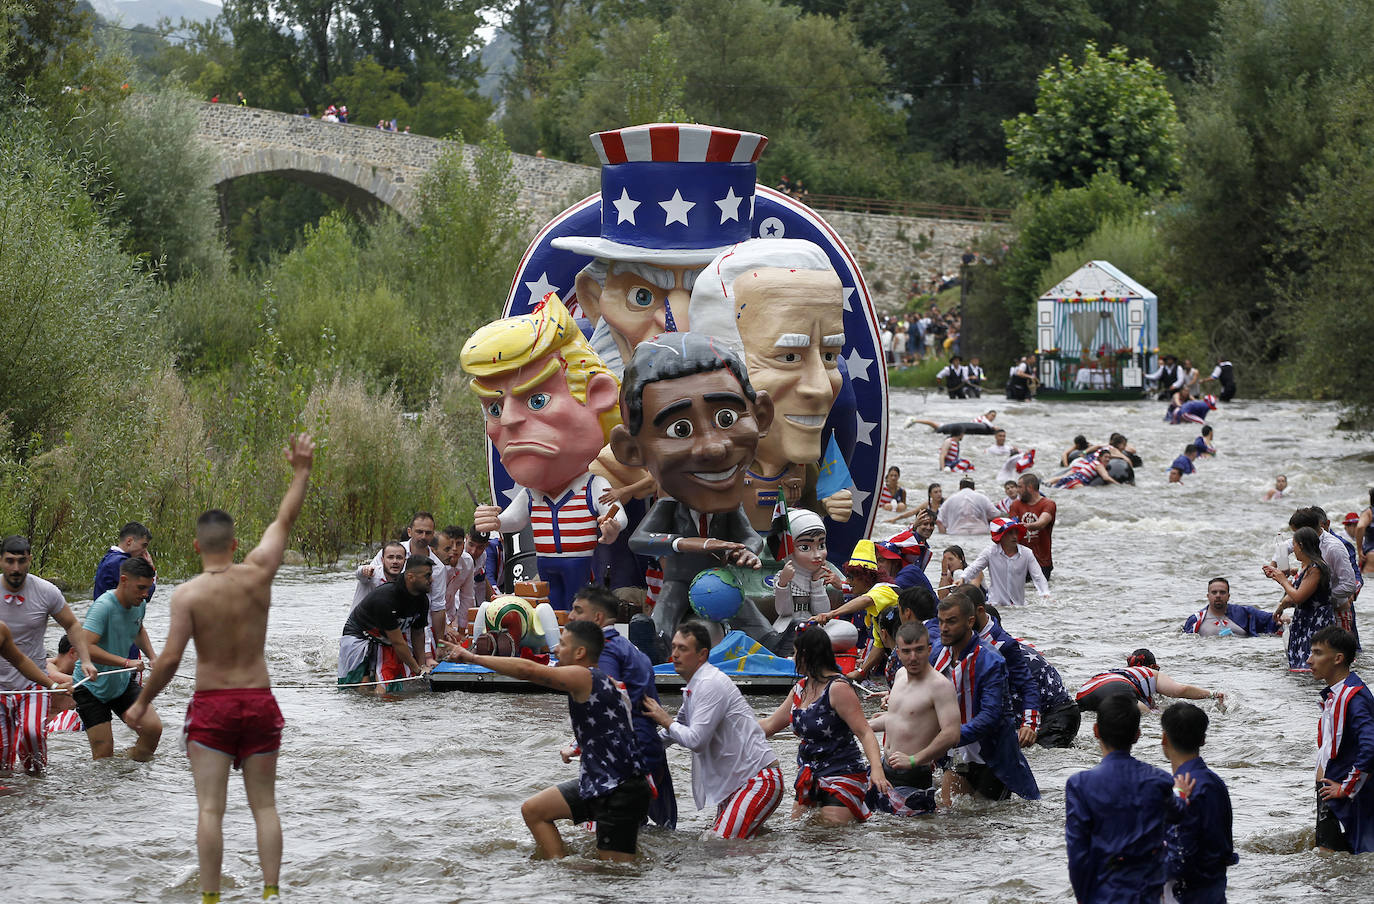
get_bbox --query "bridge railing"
[796,192,1013,223]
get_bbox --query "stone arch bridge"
[196,103,1005,309]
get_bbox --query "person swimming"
[909,411,998,435]
[1167,395,1217,425]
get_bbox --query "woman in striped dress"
[759,627,891,824]
[1264,526,1335,673]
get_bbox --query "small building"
[1033,260,1157,397]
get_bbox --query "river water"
[3,392,1372,902]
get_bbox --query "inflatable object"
[689,568,745,621]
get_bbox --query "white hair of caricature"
[689,239,837,358]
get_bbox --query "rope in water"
[170,671,432,690]
[2,665,141,695]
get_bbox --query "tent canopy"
[1039,260,1156,303]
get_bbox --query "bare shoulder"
[922,668,956,694]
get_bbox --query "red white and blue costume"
[1182,604,1282,637]
[943,438,974,472]
[1168,397,1216,425]
[1050,448,1107,490]
[1316,672,1374,853]
[1166,755,1238,903]
[929,633,1040,800]
[978,618,1041,736]
[1076,666,1159,710]
[789,676,872,820]
[888,529,936,595]
[494,471,627,611]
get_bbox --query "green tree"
[1004,42,1181,194]
[849,0,1105,165]
[1165,0,1374,392]
[1000,171,1147,327]
[623,30,687,123]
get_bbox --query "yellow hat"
[846,539,879,572]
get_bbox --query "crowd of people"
[879,305,963,372]
[4,407,1374,902]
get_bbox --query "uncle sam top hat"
[551,123,768,266]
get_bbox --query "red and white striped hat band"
[590,124,768,166]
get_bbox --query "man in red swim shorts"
[126,434,314,904]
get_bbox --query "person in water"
[1076,648,1224,713]
[1265,525,1336,673]
[1308,625,1374,854]
[1192,425,1216,458]
[1162,702,1239,903]
[909,410,998,435]
[878,465,908,513]
[1182,577,1283,637]
[125,434,315,904]
[866,621,960,815]
[454,619,650,860]
[641,621,784,840]
[1065,694,1196,904]
[955,517,1050,607]
[759,626,891,824]
[928,593,1040,803]
[938,425,975,472]
[1168,445,1200,483]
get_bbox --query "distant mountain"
[476,29,515,103]
[88,0,221,28]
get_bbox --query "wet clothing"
[72,682,139,729]
[1077,667,1159,711]
[598,626,676,829]
[338,582,429,684]
[713,764,784,839]
[1210,362,1235,401]
[1286,565,1335,673]
[557,774,651,854]
[1316,671,1374,853]
[930,633,1040,800]
[661,661,777,810]
[1182,604,1282,637]
[1165,756,1237,904]
[869,761,936,815]
[790,675,870,819]
[978,619,1040,733]
[1016,640,1078,746]
[569,667,646,800]
[1170,401,1211,426]
[1191,436,1216,456]
[0,575,66,772]
[1066,750,1185,904]
[74,590,147,701]
[183,688,284,769]
[1009,497,1056,573]
[942,439,974,472]
[959,543,1048,607]
[1169,455,1196,476]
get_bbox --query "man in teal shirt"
[73,557,161,760]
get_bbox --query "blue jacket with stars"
[1181,603,1282,636]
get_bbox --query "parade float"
[431,123,889,691]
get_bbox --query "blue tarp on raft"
[652,630,798,678]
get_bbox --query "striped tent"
[1034,261,1158,391]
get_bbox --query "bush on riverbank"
[0,100,516,585]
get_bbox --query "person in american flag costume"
[1308,625,1374,853]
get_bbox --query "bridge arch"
[211,148,417,219]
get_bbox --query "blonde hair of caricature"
[460,293,622,440]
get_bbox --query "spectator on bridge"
[236,91,246,106]
[339,104,348,124]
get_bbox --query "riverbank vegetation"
[3,0,1372,582]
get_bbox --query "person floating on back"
[1065,695,1196,903]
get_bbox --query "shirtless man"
[125,434,314,904]
[867,622,960,814]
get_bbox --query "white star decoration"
[855,412,877,447]
[843,286,856,313]
[715,187,743,223]
[849,486,870,513]
[611,188,640,225]
[524,271,557,305]
[843,348,871,382]
[660,189,695,226]
[500,484,523,504]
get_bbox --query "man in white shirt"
[642,621,783,839]
[937,478,1000,534]
[957,518,1050,607]
[437,525,476,635]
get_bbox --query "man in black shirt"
[337,555,434,686]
